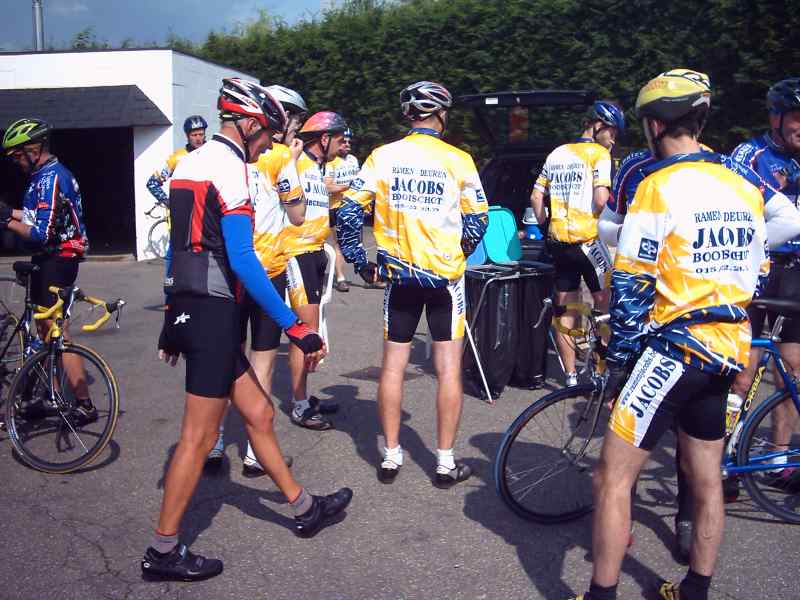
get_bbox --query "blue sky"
[0,0,336,51]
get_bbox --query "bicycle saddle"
[12,261,39,276]
[750,296,800,318]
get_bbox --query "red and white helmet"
[400,81,453,120]
[217,77,288,133]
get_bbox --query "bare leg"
[157,393,228,534]
[378,340,412,449]
[590,430,650,586]
[553,290,580,375]
[39,320,90,400]
[288,303,320,402]
[677,429,726,575]
[773,343,800,454]
[431,339,464,450]
[230,367,302,501]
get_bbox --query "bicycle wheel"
[0,307,24,371]
[5,343,120,473]
[737,391,800,523]
[494,383,608,523]
[148,218,170,260]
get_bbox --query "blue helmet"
[183,115,208,134]
[343,127,353,139]
[588,101,625,134]
[767,78,800,115]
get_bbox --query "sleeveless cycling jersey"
[251,142,303,277]
[22,156,88,258]
[608,152,770,377]
[281,151,330,259]
[166,134,253,300]
[534,139,611,244]
[326,154,360,210]
[731,132,800,255]
[147,146,190,205]
[339,129,488,287]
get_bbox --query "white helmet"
[400,81,453,120]
[265,84,308,116]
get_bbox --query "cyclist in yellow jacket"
[337,81,488,487]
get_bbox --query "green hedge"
[194,0,799,160]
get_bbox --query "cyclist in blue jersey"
[1,118,94,425]
[142,79,352,582]
[730,78,800,495]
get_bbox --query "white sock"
[382,445,403,469]
[293,398,310,415]
[436,448,456,471]
[244,441,259,465]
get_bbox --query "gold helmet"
[635,69,711,122]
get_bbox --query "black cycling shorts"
[384,278,466,343]
[30,255,80,308]
[239,271,287,352]
[547,239,611,294]
[609,345,734,451]
[286,249,327,308]
[329,207,339,229]
[162,295,249,398]
[747,259,800,343]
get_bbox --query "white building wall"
[0,50,257,260]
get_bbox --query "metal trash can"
[463,264,520,400]
[510,262,555,389]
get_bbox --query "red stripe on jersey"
[171,179,211,252]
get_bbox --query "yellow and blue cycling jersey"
[338,129,488,288]
[251,142,304,277]
[534,139,611,244]
[326,154,360,210]
[146,145,190,205]
[608,151,770,376]
[281,150,330,259]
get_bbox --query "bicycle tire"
[494,383,608,523]
[5,343,120,474]
[0,308,24,370]
[148,218,170,260]
[737,390,800,524]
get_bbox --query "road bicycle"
[145,201,170,260]
[1,262,124,473]
[494,296,800,524]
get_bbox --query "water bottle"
[522,207,543,240]
[725,392,743,436]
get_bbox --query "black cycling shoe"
[70,402,98,427]
[309,395,339,414]
[294,487,353,538]
[433,462,472,489]
[378,461,400,484]
[241,454,294,477]
[141,544,223,581]
[674,519,692,565]
[291,406,333,430]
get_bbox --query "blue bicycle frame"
[723,335,800,477]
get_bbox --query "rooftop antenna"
[32,0,45,51]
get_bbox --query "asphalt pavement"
[0,254,796,600]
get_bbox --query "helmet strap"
[234,118,265,162]
[319,134,331,176]
[435,111,448,135]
